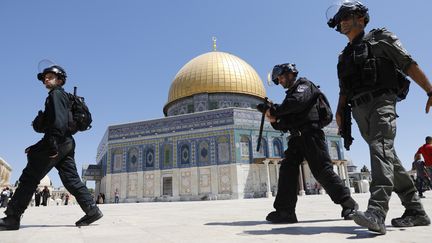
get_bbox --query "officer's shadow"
[20,224,86,228]
[206,219,384,239]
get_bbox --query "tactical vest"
[274,78,321,132]
[337,30,399,99]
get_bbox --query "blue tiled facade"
[94,107,344,176]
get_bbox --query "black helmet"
[271,63,298,85]
[327,1,369,32]
[37,65,67,84]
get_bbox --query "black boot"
[0,215,21,231]
[340,197,358,220]
[266,210,298,224]
[353,209,386,235]
[391,209,431,227]
[75,205,103,227]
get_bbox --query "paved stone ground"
[1,191,431,243]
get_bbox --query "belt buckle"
[288,130,301,139]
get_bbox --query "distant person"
[99,193,105,204]
[0,64,102,231]
[64,194,69,205]
[34,188,41,207]
[96,194,102,204]
[114,189,120,204]
[41,186,50,206]
[415,136,432,178]
[412,154,431,198]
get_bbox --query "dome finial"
[212,36,217,51]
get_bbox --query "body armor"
[337,29,399,99]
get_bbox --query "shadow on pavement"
[206,221,267,226]
[243,226,384,239]
[20,224,81,228]
[205,218,342,226]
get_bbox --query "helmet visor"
[326,0,359,28]
[38,59,56,73]
[267,72,276,86]
[271,65,284,84]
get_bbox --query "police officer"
[0,64,103,230]
[327,1,431,234]
[259,63,358,223]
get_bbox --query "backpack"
[310,83,333,128]
[316,93,333,128]
[68,87,92,134]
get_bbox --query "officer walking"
[259,63,358,223]
[0,64,103,230]
[327,1,431,234]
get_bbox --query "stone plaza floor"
[1,191,431,243]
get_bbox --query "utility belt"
[288,122,320,139]
[350,89,394,108]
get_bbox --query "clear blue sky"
[1,0,431,188]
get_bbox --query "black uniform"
[269,78,352,214]
[5,87,95,217]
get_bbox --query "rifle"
[256,97,270,152]
[339,103,354,150]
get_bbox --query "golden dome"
[166,51,266,106]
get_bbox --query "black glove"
[256,103,270,113]
[32,110,46,133]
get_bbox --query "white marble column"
[263,160,271,198]
[275,161,280,181]
[274,161,280,195]
[298,162,305,196]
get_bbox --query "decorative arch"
[111,148,123,173]
[161,144,173,169]
[127,147,139,172]
[144,146,155,169]
[217,136,230,164]
[197,140,210,166]
[273,138,283,157]
[256,137,268,157]
[180,143,191,165]
[240,135,251,162]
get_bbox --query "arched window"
[127,147,139,172]
[145,148,155,168]
[180,144,190,165]
[217,136,230,163]
[329,141,340,160]
[162,144,173,168]
[240,135,251,161]
[256,138,268,157]
[273,139,283,157]
[198,140,210,166]
[112,149,123,172]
